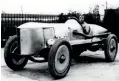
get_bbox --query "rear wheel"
[48,39,71,79]
[4,35,28,70]
[104,34,118,62]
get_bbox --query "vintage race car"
[4,17,118,79]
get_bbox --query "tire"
[48,39,72,79]
[4,35,28,70]
[104,34,118,62]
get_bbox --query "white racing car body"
[17,19,107,55]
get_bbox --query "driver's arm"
[73,30,92,39]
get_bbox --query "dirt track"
[1,47,119,81]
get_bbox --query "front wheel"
[4,35,28,70]
[104,34,118,62]
[48,39,71,79]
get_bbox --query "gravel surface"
[1,47,119,81]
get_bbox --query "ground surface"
[1,46,119,81]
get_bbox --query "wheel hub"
[59,54,66,63]
[110,45,115,52]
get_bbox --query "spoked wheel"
[48,39,71,79]
[4,35,28,70]
[104,34,118,62]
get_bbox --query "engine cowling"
[17,22,55,55]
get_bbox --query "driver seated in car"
[74,14,108,38]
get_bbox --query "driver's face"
[79,15,84,23]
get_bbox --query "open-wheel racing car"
[4,17,118,79]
